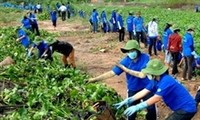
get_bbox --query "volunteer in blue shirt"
[100,10,108,33]
[91,8,99,33]
[182,25,195,81]
[114,59,197,120]
[16,27,30,48]
[66,2,71,19]
[117,10,125,42]
[126,11,134,40]
[28,39,53,61]
[134,11,145,46]
[28,11,40,36]
[56,2,61,17]
[50,9,57,29]
[88,40,157,120]
[110,10,117,32]
[21,15,31,30]
[162,22,173,67]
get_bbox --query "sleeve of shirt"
[112,57,128,75]
[145,80,155,92]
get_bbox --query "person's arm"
[145,94,162,105]
[132,89,150,101]
[16,35,25,42]
[87,71,116,83]
[116,63,146,78]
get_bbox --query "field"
[0,1,200,120]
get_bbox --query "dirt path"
[39,19,200,120]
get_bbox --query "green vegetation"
[0,27,124,119]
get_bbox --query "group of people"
[16,10,76,68]
[88,40,200,120]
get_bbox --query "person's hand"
[113,97,134,109]
[16,38,20,42]
[124,102,148,116]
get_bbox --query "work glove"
[192,51,198,58]
[124,102,148,116]
[113,97,134,109]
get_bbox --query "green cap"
[187,24,195,31]
[141,59,168,76]
[121,40,141,53]
[172,24,180,32]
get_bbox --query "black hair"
[164,23,172,32]
[136,50,141,58]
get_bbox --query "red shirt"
[168,33,182,52]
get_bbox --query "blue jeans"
[128,90,157,120]
[166,110,196,120]
[93,21,98,33]
[148,36,157,56]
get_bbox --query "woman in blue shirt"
[182,26,195,81]
[21,15,31,31]
[162,22,173,67]
[88,40,157,120]
[50,9,57,29]
[16,27,30,48]
[114,59,197,120]
[117,10,125,42]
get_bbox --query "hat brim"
[121,48,140,53]
[174,29,180,32]
[142,66,168,76]
[187,28,194,31]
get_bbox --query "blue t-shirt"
[126,15,134,32]
[162,28,173,50]
[134,16,144,32]
[21,18,31,29]
[116,14,123,28]
[17,29,30,48]
[146,74,197,112]
[50,11,57,21]
[182,32,194,57]
[92,11,98,23]
[33,41,49,57]
[101,11,107,24]
[112,53,150,91]
[29,13,37,24]
[110,11,117,24]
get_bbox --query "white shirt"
[148,21,158,37]
[36,4,41,9]
[59,5,67,12]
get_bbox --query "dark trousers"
[31,23,40,36]
[136,31,146,47]
[67,11,70,19]
[119,27,125,42]
[58,10,61,17]
[171,52,180,75]
[61,11,66,21]
[92,21,98,33]
[148,37,157,56]
[166,110,196,120]
[128,90,157,120]
[182,56,194,80]
[128,31,133,40]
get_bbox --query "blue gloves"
[113,97,134,109]
[124,102,148,116]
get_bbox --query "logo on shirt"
[157,88,161,92]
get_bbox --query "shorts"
[164,50,172,64]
